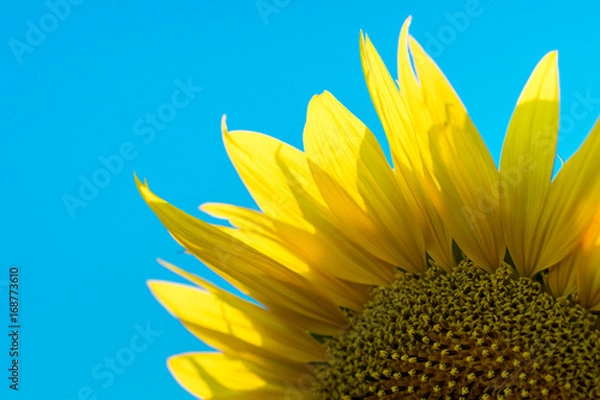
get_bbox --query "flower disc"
[313,262,600,399]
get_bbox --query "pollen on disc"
[311,261,600,399]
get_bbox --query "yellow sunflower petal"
[221,119,398,282]
[499,52,559,277]
[148,280,325,363]
[360,19,455,269]
[200,204,371,309]
[303,91,426,272]
[396,26,448,228]
[541,119,600,298]
[222,116,326,230]
[577,208,600,311]
[360,30,418,174]
[135,175,347,335]
[546,256,578,298]
[396,16,431,170]
[407,36,504,271]
[201,202,393,286]
[169,353,313,399]
[157,260,331,353]
[221,226,369,310]
[532,119,600,274]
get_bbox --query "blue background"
[2,0,599,398]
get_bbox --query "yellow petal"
[201,203,371,308]
[218,225,369,310]
[169,352,313,399]
[408,36,504,271]
[532,119,600,273]
[303,91,426,272]
[222,116,326,230]
[499,52,559,276]
[360,19,455,269]
[396,20,456,269]
[221,119,398,282]
[201,202,393,286]
[148,279,325,363]
[545,118,600,301]
[135,175,347,335]
[546,257,577,298]
[577,208,600,311]
[360,28,419,175]
[397,16,432,172]
[158,260,330,353]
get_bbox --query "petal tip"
[146,279,161,292]
[221,114,229,136]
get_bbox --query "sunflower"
[136,17,600,399]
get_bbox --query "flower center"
[312,262,600,399]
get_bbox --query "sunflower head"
[138,16,600,399]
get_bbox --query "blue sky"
[2,0,600,399]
